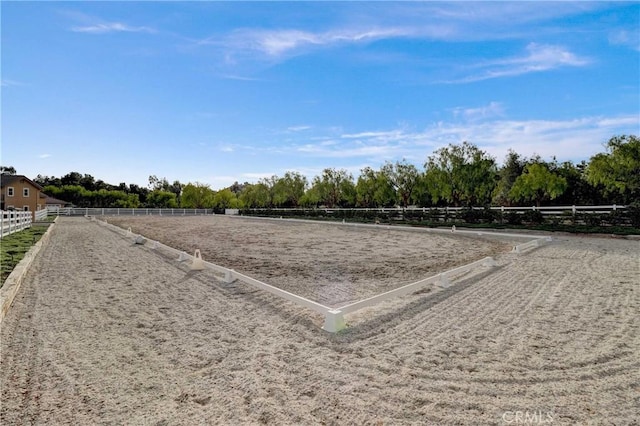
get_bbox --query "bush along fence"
[1,211,32,239]
[238,204,640,232]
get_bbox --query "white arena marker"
[177,251,190,262]
[483,257,498,267]
[451,225,456,232]
[437,273,450,289]
[224,269,234,283]
[323,310,346,333]
[191,249,205,271]
[127,227,132,236]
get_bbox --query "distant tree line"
[236,134,639,209]
[6,134,637,210]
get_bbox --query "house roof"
[43,195,70,205]
[0,174,44,190]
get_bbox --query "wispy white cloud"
[447,43,590,83]
[287,125,312,132]
[216,27,418,57]
[1,79,25,87]
[218,74,263,82]
[38,154,52,159]
[196,25,455,63]
[284,113,638,165]
[71,22,156,34]
[241,172,276,180]
[451,102,505,121]
[608,29,640,51]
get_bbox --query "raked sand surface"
[1,216,638,425]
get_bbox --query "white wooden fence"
[47,207,212,216]
[34,209,48,221]
[0,211,32,239]
[250,205,627,214]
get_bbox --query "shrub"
[505,212,522,225]
[522,210,545,225]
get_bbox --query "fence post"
[613,204,617,211]
[572,205,576,215]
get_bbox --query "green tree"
[1,166,17,175]
[213,188,244,209]
[44,185,91,207]
[239,183,271,208]
[382,160,420,207]
[424,141,497,206]
[309,168,356,207]
[509,162,568,206]
[146,190,178,208]
[586,135,640,204]
[493,150,526,206]
[356,167,394,207]
[181,183,215,208]
[410,173,433,207]
[92,189,140,208]
[61,172,83,187]
[554,161,603,205]
[299,186,322,207]
[149,176,182,204]
[271,172,308,207]
[35,174,62,187]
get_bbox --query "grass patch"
[1,225,49,286]
[36,215,57,223]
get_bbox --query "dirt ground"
[1,216,638,425]
[105,215,511,307]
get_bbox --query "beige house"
[0,175,46,220]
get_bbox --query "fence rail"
[47,207,212,216]
[244,205,627,214]
[46,205,628,218]
[34,209,48,221]
[240,204,638,228]
[1,210,32,239]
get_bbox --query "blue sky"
[2,1,639,189]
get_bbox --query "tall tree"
[181,183,215,209]
[356,167,395,207]
[586,134,640,204]
[239,183,271,208]
[61,172,83,186]
[381,160,419,207]
[213,188,243,209]
[309,168,356,207]
[554,161,602,205]
[509,162,567,206]
[146,190,178,208]
[493,150,526,206]
[272,172,308,207]
[0,166,17,175]
[424,141,497,206]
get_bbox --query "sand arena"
[1,216,638,424]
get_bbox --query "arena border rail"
[92,215,551,333]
